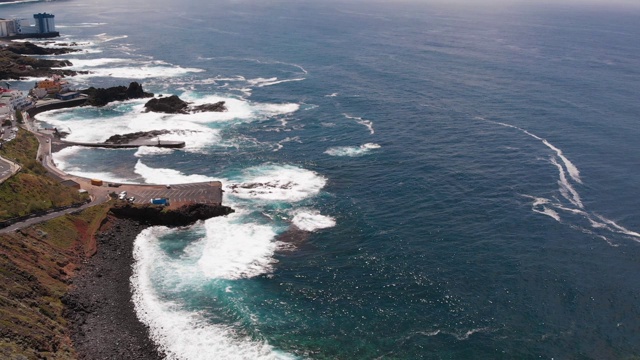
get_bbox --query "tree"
[15,110,23,124]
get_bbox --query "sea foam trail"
[343,113,375,135]
[488,120,581,184]
[324,143,381,157]
[131,227,297,360]
[483,118,640,244]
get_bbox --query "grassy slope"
[0,129,88,221]
[0,203,110,359]
[0,127,105,359]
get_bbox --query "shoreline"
[64,216,163,360]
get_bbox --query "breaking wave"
[226,164,327,203]
[324,143,381,157]
[131,226,297,360]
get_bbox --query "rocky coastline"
[0,41,81,80]
[80,82,153,107]
[64,203,234,359]
[0,40,237,359]
[144,94,227,114]
[63,217,163,360]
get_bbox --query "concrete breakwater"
[56,139,185,149]
[28,97,186,149]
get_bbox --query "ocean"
[4,0,640,358]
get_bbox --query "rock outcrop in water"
[0,42,79,80]
[81,82,154,107]
[144,95,227,114]
[144,95,188,114]
[5,41,76,56]
[102,130,171,144]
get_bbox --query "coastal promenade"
[0,155,20,184]
[0,104,223,232]
[28,98,185,149]
[33,130,223,207]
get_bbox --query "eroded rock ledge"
[81,82,154,107]
[144,95,227,114]
[109,202,234,226]
[103,130,171,144]
[0,42,80,80]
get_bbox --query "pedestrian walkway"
[0,155,21,184]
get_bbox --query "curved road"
[0,118,223,234]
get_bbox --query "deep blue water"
[4,0,640,358]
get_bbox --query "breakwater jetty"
[28,97,186,149]
[55,139,185,149]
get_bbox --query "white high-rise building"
[34,13,55,34]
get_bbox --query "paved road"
[0,119,224,234]
[0,199,103,235]
[0,154,20,184]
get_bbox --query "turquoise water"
[6,0,640,358]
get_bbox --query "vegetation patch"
[0,203,110,359]
[0,129,88,221]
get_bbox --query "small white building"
[0,13,57,37]
[0,103,10,117]
[0,19,16,37]
[10,91,33,110]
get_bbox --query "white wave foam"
[57,22,107,28]
[325,93,339,97]
[134,161,215,185]
[36,102,221,151]
[594,214,640,240]
[247,77,305,87]
[529,197,561,222]
[291,209,336,232]
[343,113,374,135]
[542,139,582,184]
[483,119,640,245]
[272,137,301,152]
[134,146,174,157]
[94,33,129,43]
[324,143,381,157]
[227,164,326,202]
[131,227,296,360]
[72,64,204,79]
[418,327,492,341]
[0,0,38,5]
[62,58,130,68]
[197,213,279,279]
[52,146,133,182]
[550,157,583,208]
[488,120,581,184]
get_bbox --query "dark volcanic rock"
[5,41,77,55]
[145,95,227,114]
[109,202,234,226]
[64,218,163,360]
[144,95,188,114]
[81,82,154,107]
[0,43,79,80]
[103,130,171,144]
[65,202,233,359]
[192,101,227,113]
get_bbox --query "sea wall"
[0,202,234,359]
[27,98,87,118]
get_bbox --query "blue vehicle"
[150,198,169,206]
